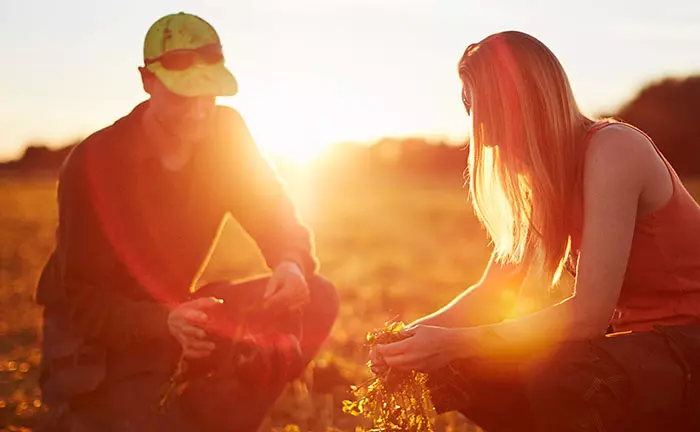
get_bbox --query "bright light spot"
[218,83,429,165]
[256,133,330,164]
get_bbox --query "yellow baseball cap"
[143,12,238,97]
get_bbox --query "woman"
[373,31,700,431]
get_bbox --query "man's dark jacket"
[35,102,318,404]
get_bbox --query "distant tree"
[0,141,76,176]
[7,75,700,180]
[614,75,700,178]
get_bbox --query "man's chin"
[165,125,206,143]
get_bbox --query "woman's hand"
[374,325,461,372]
[369,346,389,375]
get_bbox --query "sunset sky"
[1,0,699,161]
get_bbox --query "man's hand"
[167,297,221,359]
[263,261,309,312]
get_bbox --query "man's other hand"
[263,261,309,312]
[168,297,221,359]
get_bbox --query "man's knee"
[306,274,340,326]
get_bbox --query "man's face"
[140,69,216,143]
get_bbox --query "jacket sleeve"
[217,107,319,277]
[54,147,173,350]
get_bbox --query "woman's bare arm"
[409,252,527,328]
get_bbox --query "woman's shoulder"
[586,120,652,151]
[584,121,659,175]
[581,120,675,218]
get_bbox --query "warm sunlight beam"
[218,77,461,166]
[226,97,358,165]
[226,100,338,164]
[256,133,330,164]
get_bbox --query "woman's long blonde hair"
[460,31,593,288]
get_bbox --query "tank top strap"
[582,119,618,147]
[583,119,679,195]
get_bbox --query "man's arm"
[53,147,173,349]
[218,107,319,277]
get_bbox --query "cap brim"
[147,61,238,97]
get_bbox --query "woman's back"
[573,121,700,332]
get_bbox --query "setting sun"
[220,95,340,164]
[223,97,360,164]
[221,87,457,165]
[253,131,330,164]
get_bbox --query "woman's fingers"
[376,337,413,357]
[369,348,389,374]
[371,362,389,374]
[383,351,426,369]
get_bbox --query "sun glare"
[255,133,329,164]
[220,87,400,166]
[222,99,337,165]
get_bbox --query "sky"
[1,0,699,161]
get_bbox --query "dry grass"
[6,173,697,431]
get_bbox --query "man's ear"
[139,66,155,95]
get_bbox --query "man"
[35,12,339,431]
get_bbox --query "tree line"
[2,75,699,179]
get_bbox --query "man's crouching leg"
[181,274,339,432]
[235,275,340,431]
[297,275,340,364]
[37,372,198,432]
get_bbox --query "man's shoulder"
[210,105,251,157]
[214,105,251,138]
[215,104,243,123]
[60,104,144,182]
[59,126,116,182]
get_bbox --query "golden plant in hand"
[342,321,436,432]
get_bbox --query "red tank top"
[572,121,700,332]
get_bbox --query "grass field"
[0,173,496,431]
[4,172,700,431]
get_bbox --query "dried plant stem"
[342,321,436,432]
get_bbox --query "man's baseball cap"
[143,12,238,97]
